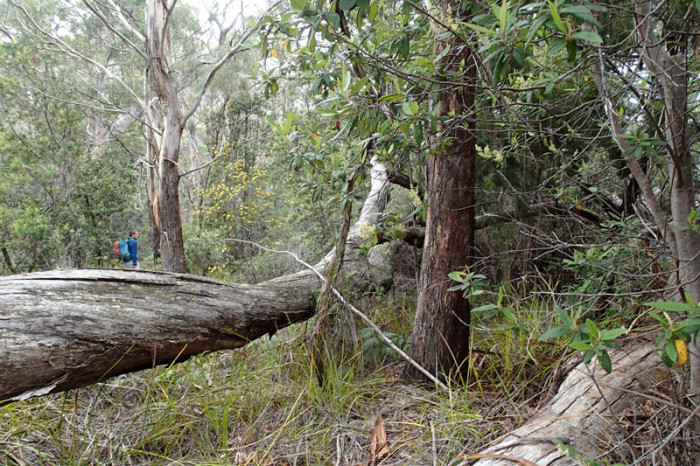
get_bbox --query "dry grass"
[1,295,695,465]
[0,318,538,465]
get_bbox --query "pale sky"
[183,0,270,25]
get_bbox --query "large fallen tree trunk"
[0,269,319,402]
[471,344,673,465]
[0,158,392,403]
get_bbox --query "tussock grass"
[1,293,574,465]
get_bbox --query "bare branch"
[7,0,149,118]
[81,0,147,60]
[587,25,676,256]
[105,0,145,42]
[181,1,282,124]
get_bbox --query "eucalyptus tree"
[259,0,479,380]
[3,0,266,272]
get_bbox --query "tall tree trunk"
[633,4,700,457]
[592,3,700,461]
[407,28,476,380]
[146,0,187,273]
[157,119,187,273]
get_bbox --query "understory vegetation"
[1,282,693,464]
[0,300,689,465]
[2,0,700,463]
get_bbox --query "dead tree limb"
[0,269,319,402]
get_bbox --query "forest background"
[1,0,699,464]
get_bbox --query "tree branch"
[181,1,282,125]
[7,0,150,120]
[81,0,147,60]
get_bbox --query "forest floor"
[0,294,694,465]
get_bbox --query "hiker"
[124,230,139,270]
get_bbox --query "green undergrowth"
[1,292,590,465]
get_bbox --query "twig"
[227,238,450,391]
[430,420,438,466]
[630,398,700,465]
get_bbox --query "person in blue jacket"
[125,230,140,270]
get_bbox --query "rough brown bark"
[406,28,476,380]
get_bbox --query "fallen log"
[471,343,672,465]
[0,269,321,402]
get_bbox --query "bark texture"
[146,0,188,273]
[0,269,317,402]
[407,28,476,379]
[472,344,670,465]
[633,3,700,412]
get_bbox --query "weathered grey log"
[0,269,321,402]
[471,344,670,465]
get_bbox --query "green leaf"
[494,58,509,83]
[548,0,567,33]
[502,308,516,323]
[511,47,527,69]
[378,93,404,102]
[339,0,358,11]
[293,153,303,170]
[327,12,341,30]
[435,44,451,63]
[539,326,571,340]
[369,2,379,22]
[413,122,423,146]
[401,101,418,116]
[646,301,698,312]
[290,0,307,11]
[570,341,592,351]
[498,0,509,33]
[570,31,602,44]
[566,39,577,62]
[548,37,567,55]
[526,15,549,46]
[560,6,603,29]
[465,22,497,36]
[664,338,677,362]
[357,0,370,14]
[350,76,369,95]
[555,306,573,329]
[396,34,410,58]
[597,350,612,373]
[472,304,498,313]
[600,327,627,341]
[585,319,599,340]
